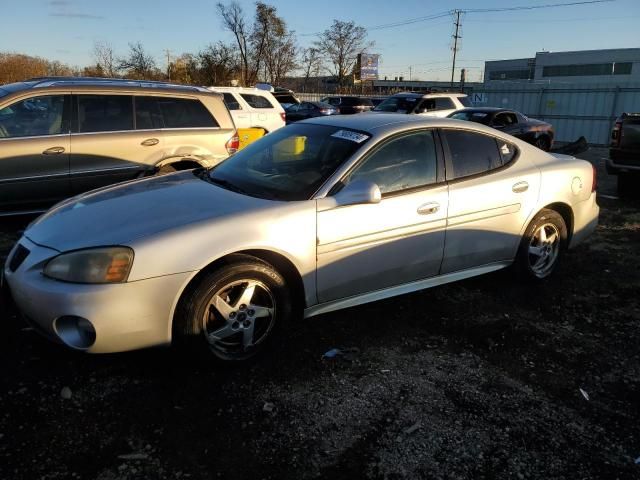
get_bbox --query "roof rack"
[26,76,209,92]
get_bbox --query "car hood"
[25,171,273,252]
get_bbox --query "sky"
[2,0,640,82]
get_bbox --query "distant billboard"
[357,53,379,81]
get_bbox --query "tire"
[156,164,177,175]
[515,209,567,281]
[173,255,292,362]
[534,135,551,152]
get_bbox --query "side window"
[240,94,274,109]
[287,104,300,112]
[458,96,472,107]
[418,99,435,112]
[0,95,68,138]
[78,95,133,133]
[327,97,340,106]
[497,140,517,164]
[299,103,312,111]
[444,130,503,179]
[343,131,438,195]
[222,93,241,111]
[434,97,455,110]
[156,97,218,128]
[135,96,164,129]
[494,112,518,126]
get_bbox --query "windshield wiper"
[208,177,248,195]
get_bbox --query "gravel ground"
[0,148,639,480]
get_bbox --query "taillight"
[611,121,622,147]
[591,164,597,192]
[225,132,239,155]
[320,109,330,114]
[280,112,286,122]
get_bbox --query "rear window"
[156,97,218,128]
[78,95,133,133]
[240,94,274,109]
[458,96,472,107]
[222,93,241,111]
[274,94,299,105]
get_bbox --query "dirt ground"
[1,148,639,480]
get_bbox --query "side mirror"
[333,179,381,207]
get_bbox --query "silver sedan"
[4,115,599,361]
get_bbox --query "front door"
[0,94,71,213]
[440,128,540,273]
[316,130,448,303]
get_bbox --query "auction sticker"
[331,130,370,143]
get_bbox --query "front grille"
[8,244,30,272]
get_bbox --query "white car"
[373,92,471,118]
[207,86,285,134]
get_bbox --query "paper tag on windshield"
[331,130,370,143]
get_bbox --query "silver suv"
[0,77,237,215]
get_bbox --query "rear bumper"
[607,149,640,174]
[569,191,599,249]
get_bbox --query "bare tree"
[300,47,323,91]
[217,2,249,85]
[253,3,297,85]
[198,42,239,85]
[92,41,116,77]
[117,42,157,79]
[316,20,372,87]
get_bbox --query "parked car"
[370,97,387,107]
[373,92,471,117]
[448,108,555,151]
[285,101,338,123]
[5,114,599,362]
[320,96,374,114]
[207,86,285,134]
[0,77,237,216]
[607,112,640,195]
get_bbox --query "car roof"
[208,86,272,95]
[390,91,467,99]
[454,107,511,114]
[301,112,463,134]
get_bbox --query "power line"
[464,0,614,14]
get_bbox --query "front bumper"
[569,191,599,249]
[4,236,192,353]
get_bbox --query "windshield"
[449,111,491,124]
[208,124,370,201]
[373,96,419,113]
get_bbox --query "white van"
[207,86,286,134]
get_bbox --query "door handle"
[417,202,440,215]
[42,146,65,155]
[512,181,529,193]
[141,138,159,147]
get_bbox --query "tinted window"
[449,111,490,125]
[494,112,518,126]
[156,97,218,128]
[240,94,273,109]
[374,96,420,113]
[344,131,437,195]
[0,95,67,138]
[434,97,455,110]
[222,93,241,110]
[135,96,164,129]
[445,130,502,179]
[324,97,340,106]
[458,96,472,107]
[274,94,298,105]
[78,95,133,133]
[209,124,368,201]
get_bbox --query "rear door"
[0,93,71,213]
[316,130,448,302]
[70,94,164,194]
[440,129,540,273]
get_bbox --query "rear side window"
[458,96,472,107]
[434,97,455,110]
[444,130,503,179]
[156,97,218,128]
[222,93,241,111]
[78,95,133,133]
[240,94,274,109]
[135,96,164,129]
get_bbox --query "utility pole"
[409,66,412,81]
[164,49,172,81]
[450,9,462,88]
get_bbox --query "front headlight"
[44,247,134,284]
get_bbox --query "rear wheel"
[534,136,551,152]
[516,209,567,280]
[173,255,291,362]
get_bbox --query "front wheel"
[173,255,292,362]
[515,209,567,280]
[534,136,551,152]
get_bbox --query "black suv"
[320,96,374,114]
[608,113,640,195]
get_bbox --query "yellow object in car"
[238,128,266,150]
[273,136,307,162]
